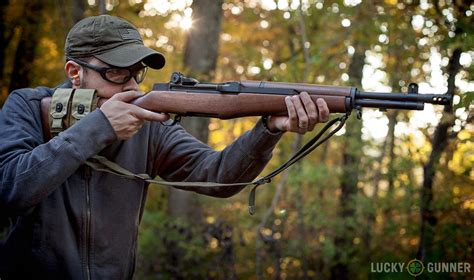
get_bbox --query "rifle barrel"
[357,92,450,105]
[355,99,424,110]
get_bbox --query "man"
[0,15,329,279]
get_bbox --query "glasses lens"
[104,68,131,84]
[134,67,147,84]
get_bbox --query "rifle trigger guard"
[170,115,182,125]
[173,115,181,125]
[161,114,182,126]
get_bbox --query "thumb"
[110,91,145,103]
[266,115,288,132]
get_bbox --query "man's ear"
[64,60,81,87]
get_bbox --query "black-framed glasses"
[68,58,148,85]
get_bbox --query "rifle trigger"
[160,114,182,126]
[171,115,182,125]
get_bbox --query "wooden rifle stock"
[132,90,350,119]
[132,77,355,118]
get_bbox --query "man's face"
[78,58,145,98]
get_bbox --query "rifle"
[39,72,452,214]
[41,72,451,137]
[135,72,451,122]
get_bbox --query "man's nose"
[123,76,139,91]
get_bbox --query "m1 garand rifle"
[40,72,452,214]
[41,71,452,135]
[132,72,451,124]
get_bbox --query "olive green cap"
[65,15,165,69]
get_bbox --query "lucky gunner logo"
[407,259,425,277]
[371,258,471,276]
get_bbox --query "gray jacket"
[0,85,282,279]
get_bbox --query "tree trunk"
[417,47,461,261]
[386,111,397,193]
[330,44,365,280]
[256,149,290,280]
[164,3,223,277]
[167,0,223,219]
[8,0,43,92]
[98,0,106,15]
[256,6,312,277]
[363,109,396,263]
[183,0,223,79]
[292,6,313,279]
[72,0,86,23]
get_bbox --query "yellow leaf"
[384,0,398,5]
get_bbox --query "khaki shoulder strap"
[85,113,350,215]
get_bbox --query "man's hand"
[266,92,329,133]
[100,91,170,140]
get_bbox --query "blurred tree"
[330,45,365,280]
[416,0,471,263]
[167,0,224,220]
[98,0,106,15]
[72,0,86,23]
[418,46,462,261]
[330,3,370,278]
[165,0,230,278]
[362,0,422,263]
[9,0,44,92]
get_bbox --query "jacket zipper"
[85,166,92,280]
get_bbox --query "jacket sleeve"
[0,90,117,214]
[153,119,283,198]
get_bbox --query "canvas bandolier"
[49,88,98,137]
[46,89,349,214]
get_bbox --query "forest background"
[0,0,472,279]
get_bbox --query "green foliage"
[457,91,474,110]
[136,211,209,279]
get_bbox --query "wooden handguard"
[133,90,350,119]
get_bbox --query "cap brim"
[94,43,166,69]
